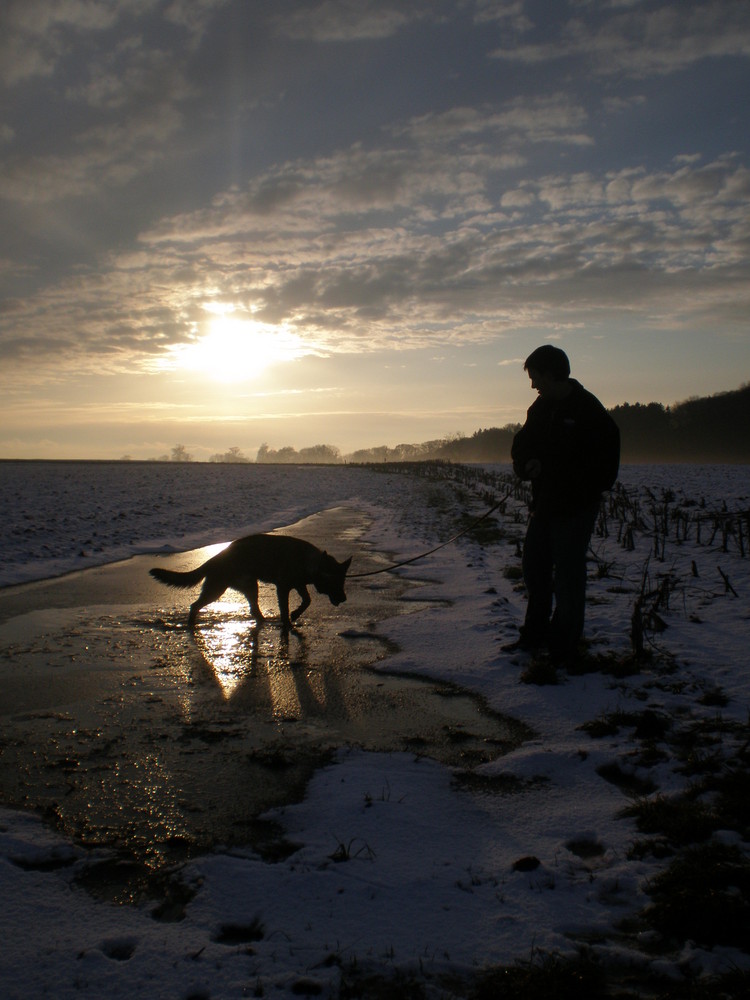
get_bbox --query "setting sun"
[170,309,308,383]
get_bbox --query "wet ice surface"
[0,506,528,884]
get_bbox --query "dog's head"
[313,552,352,606]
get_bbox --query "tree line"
[608,385,750,462]
[162,384,750,464]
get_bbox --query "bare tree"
[171,444,193,462]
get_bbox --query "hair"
[524,345,570,380]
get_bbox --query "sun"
[171,307,307,383]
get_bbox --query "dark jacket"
[511,379,620,516]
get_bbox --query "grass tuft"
[579,709,671,741]
[338,967,427,999]
[642,842,750,949]
[470,952,607,1000]
[620,793,717,845]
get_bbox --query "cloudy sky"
[1,0,748,460]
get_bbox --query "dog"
[150,533,351,629]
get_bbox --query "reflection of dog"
[150,533,351,629]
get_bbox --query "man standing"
[509,346,620,666]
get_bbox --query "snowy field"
[0,460,749,998]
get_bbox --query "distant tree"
[209,446,249,463]
[666,385,750,461]
[171,444,193,462]
[256,442,346,463]
[256,444,300,463]
[596,386,750,462]
[348,445,391,463]
[298,444,342,464]
[609,402,670,461]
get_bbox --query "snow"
[0,460,749,997]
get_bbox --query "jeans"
[521,504,599,658]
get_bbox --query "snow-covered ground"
[0,460,748,998]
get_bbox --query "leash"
[349,491,511,578]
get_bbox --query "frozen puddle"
[0,507,530,886]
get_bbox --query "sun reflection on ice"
[197,598,259,699]
[192,600,333,725]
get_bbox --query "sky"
[1,0,749,461]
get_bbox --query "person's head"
[523,345,571,400]
[524,345,570,380]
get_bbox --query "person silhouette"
[508,346,620,666]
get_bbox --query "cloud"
[1,2,748,395]
[65,40,194,111]
[0,101,185,204]
[270,0,441,42]
[0,0,228,85]
[141,97,590,248]
[394,96,592,147]
[473,1,532,32]
[163,0,232,40]
[490,0,750,78]
[0,16,198,205]
[500,188,535,208]
[0,0,136,86]
[2,129,747,388]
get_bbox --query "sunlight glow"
[169,306,308,383]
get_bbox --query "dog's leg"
[188,577,227,628]
[289,585,311,623]
[275,585,294,629]
[240,579,264,623]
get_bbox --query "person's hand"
[524,458,542,479]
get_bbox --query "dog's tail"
[150,565,207,589]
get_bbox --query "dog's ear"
[341,556,352,573]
